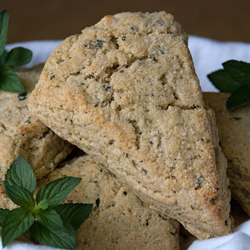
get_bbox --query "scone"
[204,92,250,216]
[37,154,180,250]
[0,64,74,181]
[29,12,231,239]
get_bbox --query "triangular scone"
[29,12,231,239]
[204,92,250,216]
[0,64,74,181]
[37,154,180,250]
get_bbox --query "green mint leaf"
[226,85,250,109]
[207,69,241,93]
[4,155,36,194]
[36,177,81,208]
[2,207,34,248]
[0,49,7,64]
[0,9,9,56]
[37,199,49,211]
[54,203,93,230]
[0,65,25,92]
[0,208,9,226]
[30,220,76,250]
[5,47,32,67]
[36,208,64,229]
[223,60,250,84]
[4,185,35,211]
[0,10,33,95]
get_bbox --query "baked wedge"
[29,12,231,239]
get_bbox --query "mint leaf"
[37,199,49,211]
[0,9,9,56]
[227,85,250,109]
[36,208,64,229]
[0,65,25,92]
[4,155,36,194]
[207,69,241,93]
[4,185,35,211]
[36,177,81,208]
[55,203,93,230]
[30,221,76,250]
[207,59,250,109]
[223,60,250,84]
[0,10,32,94]
[0,49,7,64]
[2,207,34,248]
[0,208,9,226]
[5,47,32,67]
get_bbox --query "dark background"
[2,0,250,44]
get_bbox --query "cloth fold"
[3,36,250,250]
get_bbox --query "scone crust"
[29,12,231,239]
[0,64,74,180]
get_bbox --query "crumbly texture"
[0,64,74,181]
[204,92,250,216]
[29,12,231,239]
[38,154,180,250]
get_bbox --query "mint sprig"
[0,156,93,249]
[207,60,250,109]
[0,9,33,93]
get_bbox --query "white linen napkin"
[3,36,250,250]
[189,36,250,92]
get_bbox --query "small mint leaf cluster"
[0,9,32,93]
[0,156,93,249]
[207,60,250,109]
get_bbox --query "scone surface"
[29,12,231,239]
[38,154,180,250]
[0,64,74,180]
[204,92,250,216]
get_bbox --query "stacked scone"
[37,154,180,250]
[204,93,250,217]
[0,64,74,181]
[29,11,231,243]
[3,11,250,250]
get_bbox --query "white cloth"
[4,37,250,250]
[189,36,250,92]
[188,221,250,250]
